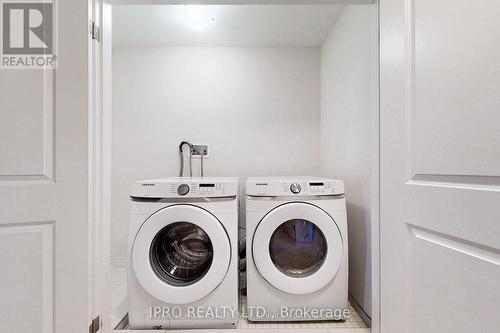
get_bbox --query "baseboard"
[349,294,372,327]
[111,256,127,267]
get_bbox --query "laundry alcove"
[100,1,379,332]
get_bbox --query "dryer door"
[132,204,231,304]
[252,202,343,294]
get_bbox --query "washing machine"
[128,177,239,329]
[245,176,348,321]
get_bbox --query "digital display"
[309,182,324,186]
[199,184,215,188]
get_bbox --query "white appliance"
[245,176,348,321]
[128,177,239,330]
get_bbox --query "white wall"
[112,46,321,258]
[320,5,377,318]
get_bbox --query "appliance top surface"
[131,177,238,198]
[247,176,336,183]
[140,177,239,183]
[246,176,344,196]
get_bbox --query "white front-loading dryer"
[246,177,348,322]
[128,177,239,330]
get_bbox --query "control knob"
[290,183,301,194]
[177,184,190,196]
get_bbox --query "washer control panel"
[131,177,238,198]
[246,177,344,197]
[168,182,227,197]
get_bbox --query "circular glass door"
[252,202,343,295]
[132,205,231,304]
[269,219,327,278]
[150,222,213,286]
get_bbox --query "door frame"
[93,1,380,332]
[89,0,105,331]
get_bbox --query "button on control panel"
[177,183,190,196]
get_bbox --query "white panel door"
[0,0,92,332]
[380,0,500,332]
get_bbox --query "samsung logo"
[141,183,155,187]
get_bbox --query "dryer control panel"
[131,177,238,198]
[246,176,344,197]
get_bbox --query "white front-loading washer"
[245,176,348,322]
[128,177,239,330]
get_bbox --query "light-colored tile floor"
[112,267,369,332]
[117,328,370,333]
[238,297,367,330]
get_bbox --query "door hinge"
[89,315,100,333]
[90,21,101,42]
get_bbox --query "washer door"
[132,205,231,304]
[252,202,343,294]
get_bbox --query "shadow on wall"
[346,200,371,318]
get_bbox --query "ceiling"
[112,5,345,47]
